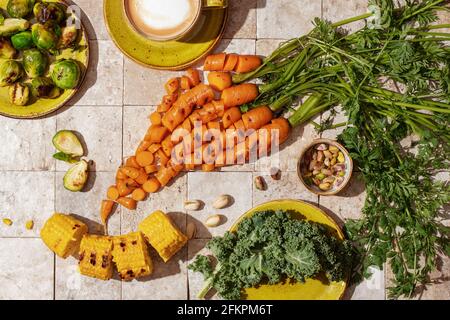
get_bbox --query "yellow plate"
[104,0,228,70]
[0,0,89,119]
[230,200,347,300]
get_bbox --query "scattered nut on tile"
[254,176,267,191]
[2,218,13,226]
[184,200,203,211]
[270,168,281,180]
[212,195,232,209]
[205,215,223,228]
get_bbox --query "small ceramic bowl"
[297,139,353,196]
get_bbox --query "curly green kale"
[188,210,355,300]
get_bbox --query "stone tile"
[346,266,385,300]
[0,239,54,300]
[214,38,256,55]
[55,259,121,300]
[0,171,54,237]
[188,239,220,300]
[55,172,121,235]
[71,41,123,106]
[252,172,318,206]
[323,0,368,32]
[56,107,123,172]
[224,0,257,39]
[187,172,253,238]
[122,247,188,300]
[257,0,322,39]
[73,0,109,40]
[256,39,284,56]
[319,173,366,228]
[123,106,155,157]
[121,175,187,234]
[0,117,55,171]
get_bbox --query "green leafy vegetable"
[189,211,354,300]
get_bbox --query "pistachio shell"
[205,215,222,228]
[184,200,203,211]
[213,195,232,209]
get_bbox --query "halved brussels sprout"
[0,18,30,37]
[9,82,30,106]
[52,130,84,157]
[31,22,60,50]
[23,48,48,78]
[0,60,23,87]
[11,30,33,50]
[33,2,65,24]
[63,160,89,192]
[58,25,78,49]
[7,0,35,18]
[0,37,17,58]
[30,77,61,98]
[51,59,80,89]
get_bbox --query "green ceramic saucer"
[104,0,228,70]
[0,0,89,119]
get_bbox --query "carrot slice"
[155,149,170,167]
[155,167,176,187]
[242,105,273,130]
[150,112,162,126]
[144,126,170,144]
[208,72,232,92]
[132,188,147,201]
[148,143,162,153]
[223,54,239,72]
[202,163,216,172]
[107,186,120,201]
[143,178,161,193]
[145,164,158,174]
[136,151,155,167]
[117,197,137,210]
[204,53,226,71]
[122,167,140,179]
[180,76,191,91]
[186,68,201,86]
[212,99,226,116]
[137,140,152,153]
[234,55,262,73]
[222,107,242,129]
[165,78,179,94]
[116,168,127,180]
[117,180,133,197]
[125,178,139,188]
[134,170,148,185]
[221,84,259,108]
[125,156,141,169]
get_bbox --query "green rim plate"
[230,200,347,300]
[0,0,90,119]
[104,0,228,70]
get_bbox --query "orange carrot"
[117,180,133,197]
[125,178,139,188]
[132,188,147,201]
[204,53,226,71]
[137,140,152,153]
[212,100,226,116]
[222,107,242,128]
[150,112,162,126]
[168,159,184,174]
[117,197,137,210]
[159,94,178,112]
[208,72,232,92]
[223,54,239,72]
[107,186,120,201]
[143,178,161,193]
[242,105,273,130]
[207,121,221,130]
[182,118,192,132]
[161,136,174,157]
[145,164,158,174]
[202,163,215,172]
[155,166,176,187]
[122,167,140,180]
[186,68,201,86]
[180,76,191,91]
[134,170,148,185]
[144,125,170,144]
[165,78,179,94]
[136,151,154,167]
[155,149,169,167]
[222,83,259,108]
[116,168,128,180]
[148,143,162,154]
[125,156,141,169]
[234,55,262,73]
[100,200,116,226]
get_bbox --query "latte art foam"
[126,0,200,40]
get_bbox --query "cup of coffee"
[124,0,228,42]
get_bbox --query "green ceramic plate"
[104,0,228,70]
[230,200,347,300]
[0,0,89,119]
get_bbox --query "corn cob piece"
[112,232,153,281]
[78,235,114,280]
[40,213,88,258]
[138,210,188,263]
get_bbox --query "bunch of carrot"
[100,53,291,226]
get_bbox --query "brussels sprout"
[51,59,80,89]
[11,30,33,50]
[33,2,65,24]
[0,37,17,58]
[63,160,89,192]
[9,82,30,106]
[0,12,5,25]
[7,0,35,18]
[23,48,48,78]
[52,130,84,157]
[58,25,78,49]
[31,22,60,50]
[0,60,23,87]
[30,77,61,98]
[0,18,30,37]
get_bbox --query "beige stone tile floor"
[0,0,448,300]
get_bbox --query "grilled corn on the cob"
[40,213,88,258]
[79,235,114,280]
[138,210,188,263]
[112,232,153,281]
